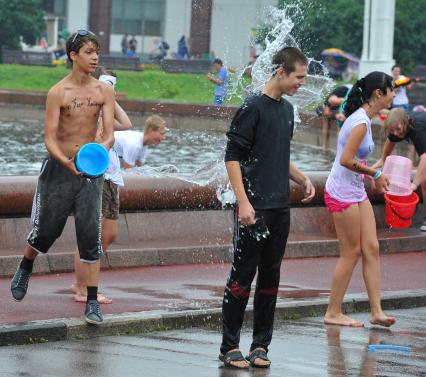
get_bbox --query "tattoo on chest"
[72,97,83,109]
[66,97,101,111]
[86,97,100,107]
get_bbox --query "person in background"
[207,58,228,105]
[319,84,352,151]
[324,72,396,328]
[127,35,137,57]
[113,116,167,169]
[149,39,168,62]
[121,33,128,56]
[373,107,426,231]
[391,64,417,163]
[53,38,67,60]
[71,67,132,304]
[39,32,48,49]
[391,65,410,111]
[176,35,189,59]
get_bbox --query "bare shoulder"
[97,79,114,95]
[47,75,71,99]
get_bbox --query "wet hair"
[272,47,308,74]
[344,71,393,117]
[213,58,223,65]
[383,107,412,137]
[144,115,166,132]
[66,31,100,63]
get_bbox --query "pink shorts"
[324,191,367,213]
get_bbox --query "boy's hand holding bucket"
[75,143,110,177]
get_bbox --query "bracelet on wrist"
[372,169,382,181]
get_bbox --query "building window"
[41,0,67,30]
[112,0,165,36]
[41,0,66,16]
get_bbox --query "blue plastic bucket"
[75,143,109,177]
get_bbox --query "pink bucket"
[383,155,413,196]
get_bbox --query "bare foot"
[324,313,364,327]
[70,283,85,296]
[70,283,79,295]
[73,293,112,304]
[370,314,396,327]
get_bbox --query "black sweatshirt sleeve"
[387,133,404,143]
[224,101,259,162]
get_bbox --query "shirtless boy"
[10,30,115,325]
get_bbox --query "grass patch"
[0,64,247,105]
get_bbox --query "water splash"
[216,182,236,207]
[228,5,333,113]
[0,6,336,212]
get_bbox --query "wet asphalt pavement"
[0,307,425,377]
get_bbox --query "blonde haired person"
[144,115,167,133]
[114,116,167,169]
[373,107,426,231]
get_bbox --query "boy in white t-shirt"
[114,115,167,169]
[71,113,167,303]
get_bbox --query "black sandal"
[246,348,271,368]
[219,350,249,369]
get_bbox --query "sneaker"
[84,300,103,325]
[11,268,31,301]
[420,218,426,232]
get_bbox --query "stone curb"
[1,289,425,347]
[2,234,426,277]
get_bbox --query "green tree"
[277,0,364,58]
[394,0,426,72]
[0,0,45,61]
[278,0,426,73]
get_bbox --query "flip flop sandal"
[218,350,249,369]
[246,348,271,368]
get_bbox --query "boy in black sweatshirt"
[219,47,315,369]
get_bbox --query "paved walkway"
[1,307,425,376]
[1,252,425,325]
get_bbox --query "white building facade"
[46,0,275,67]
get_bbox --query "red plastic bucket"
[384,192,419,229]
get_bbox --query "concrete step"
[1,228,425,277]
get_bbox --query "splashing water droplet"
[228,5,333,123]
